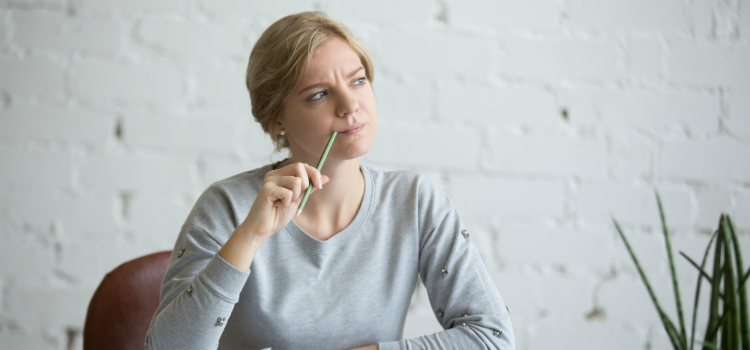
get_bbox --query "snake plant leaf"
[696,339,720,350]
[656,191,688,346]
[703,230,724,350]
[741,268,750,289]
[612,217,684,350]
[725,214,749,350]
[720,214,743,350]
[681,251,713,284]
[688,230,719,350]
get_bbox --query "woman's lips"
[341,124,365,135]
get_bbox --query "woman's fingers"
[273,162,325,190]
[265,176,302,206]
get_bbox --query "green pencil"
[296,131,337,218]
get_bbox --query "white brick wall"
[1,1,749,349]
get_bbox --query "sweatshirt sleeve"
[144,187,252,349]
[379,177,515,350]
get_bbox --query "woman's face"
[279,36,377,162]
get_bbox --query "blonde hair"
[245,11,375,154]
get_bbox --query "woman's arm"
[378,176,515,350]
[146,162,328,349]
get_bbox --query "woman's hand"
[350,345,378,350]
[240,162,329,240]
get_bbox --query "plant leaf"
[725,214,749,350]
[656,191,688,347]
[612,217,683,350]
[681,251,713,283]
[688,230,718,350]
[702,229,724,350]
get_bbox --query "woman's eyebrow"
[298,66,364,95]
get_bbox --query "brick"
[530,321,643,350]
[727,93,750,139]
[598,91,720,133]
[449,0,559,31]
[0,147,71,191]
[128,195,191,246]
[610,133,654,181]
[742,0,750,40]
[197,0,311,20]
[6,285,94,329]
[71,0,191,13]
[71,61,183,103]
[540,274,595,320]
[436,85,558,126]
[193,67,253,112]
[578,184,692,227]
[0,233,52,279]
[373,78,431,122]
[0,0,64,6]
[58,237,154,282]
[613,230,667,275]
[488,133,607,178]
[497,224,612,269]
[362,123,481,170]
[12,12,121,54]
[449,175,564,220]
[139,19,246,59]
[666,42,750,89]
[320,0,433,25]
[402,309,444,340]
[733,190,750,230]
[563,87,599,127]
[0,58,64,96]
[0,105,111,146]
[598,268,704,327]
[1,192,117,239]
[402,279,444,338]
[694,189,732,229]
[123,113,236,153]
[488,270,540,319]
[79,154,192,195]
[498,40,619,83]
[662,139,750,182]
[0,333,57,350]
[235,118,278,159]
[569,0,687,32]
[199,156,268,190]
[374,32,493,77]
[626,38,663,77]
[690,0,716,38]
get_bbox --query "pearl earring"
[279,129,285,136]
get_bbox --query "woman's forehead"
[303,37,362,80]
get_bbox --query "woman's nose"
[336,89,359,118]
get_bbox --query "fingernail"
[317,179,322,189]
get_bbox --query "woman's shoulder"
[362,162,450,204]
[182,163,271,230]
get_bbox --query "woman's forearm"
[218,224,268,272]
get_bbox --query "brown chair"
[83,250,171,350]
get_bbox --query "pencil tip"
[296,208,302,218]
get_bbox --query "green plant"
[612,190,749,350]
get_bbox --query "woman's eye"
[309,91,326,101]
[354,77,366,85]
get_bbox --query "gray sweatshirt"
[146,161,515,350]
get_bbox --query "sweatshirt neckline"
[260,161,374,251]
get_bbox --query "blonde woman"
[146,11,514,350]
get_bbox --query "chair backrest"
[83,250,171,350]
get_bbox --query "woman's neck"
[273,157,365,237]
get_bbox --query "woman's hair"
[245,11,375,154]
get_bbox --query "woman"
[146,11,514,350]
